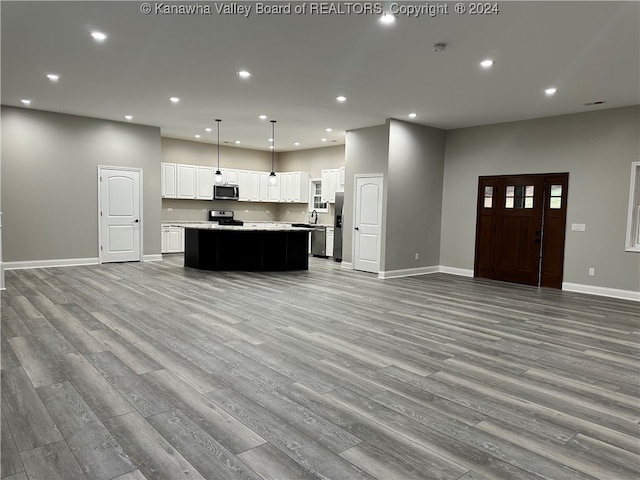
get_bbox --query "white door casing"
[353,175,383,273]
[99,166,142,263]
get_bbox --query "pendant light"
[214,119,223,184]
[269,120,277,185]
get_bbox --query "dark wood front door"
[474,173,569,288]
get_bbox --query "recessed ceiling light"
[268,138,274,142]
[169,97,180,103]
[480,59,494,68]
[205,127,212,132]
[234,140,241,144]
[91,31,107,42]
[379,13,396,25]
[258,114,268,120]
[408,113,418,118]
[269,145,274,150]
[294,142,300,146]
[46,74,59,81]
[124,115,133,121]
[238,70,252,78]
[194,134,201,139]
[545,87,557,96]
[21,99,32,106]
[336,96,347,102]
[321,138,328,142]
[325,128,333,132]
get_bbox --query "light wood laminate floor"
[1,255,639,480]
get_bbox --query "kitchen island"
[183,224,312,271]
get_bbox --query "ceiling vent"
[583,100,607,106]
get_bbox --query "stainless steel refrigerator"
[334,192,344,262]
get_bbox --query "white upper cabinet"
[176,164,196,199]
[196,166,214,200]
[221,168,239,185]
[280,171,309,203]
[337,167,345,193]
[238,170,260,202]
[260,172,280,202]
[161,163,177,198]
[321,168,341,203]
[161,162,310,204]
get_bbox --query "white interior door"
[99,167,141,263]
[354,175,383,273]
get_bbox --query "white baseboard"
[439,265,474,277]
[4,257,100,271]
[377,265,473,279]
[379,265,439,279]
[143,254,163,262]
[340,262,354,270]
[562,282,640,302]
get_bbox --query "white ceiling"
[2,1,638,151]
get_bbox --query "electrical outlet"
[168,208,173,212]
[415,253,419,260]
[588,267,595,276]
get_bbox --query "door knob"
[354,227,359,230]
[134,219,139,223]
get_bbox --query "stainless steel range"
[208,210,244,226]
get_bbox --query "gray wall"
[279,144,345,176]
[343,123,390,265]
[1,106,162,262]
[386,119,445,271]
[162,136,272,170]
[440,105,640,292]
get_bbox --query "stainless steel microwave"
[214,184,239,200]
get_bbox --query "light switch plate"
[571,223,586,232]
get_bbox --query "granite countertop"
[162,220,331,229]
[182,223,314,232]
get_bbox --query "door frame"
[97,165,144,264]
[352,173,384,274]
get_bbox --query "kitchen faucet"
[311,210,318,224]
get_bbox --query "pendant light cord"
[271,120,276,173]
[216,119,221,172]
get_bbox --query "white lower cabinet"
[161,226,184,253]
[326,227,334,257]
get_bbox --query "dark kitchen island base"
[184,227,309,271]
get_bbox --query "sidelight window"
[625,162,640,252]
[483,186,493,208]
[505,185,534,209]
[549,185,563,209]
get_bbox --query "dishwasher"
[311,226,327,257]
